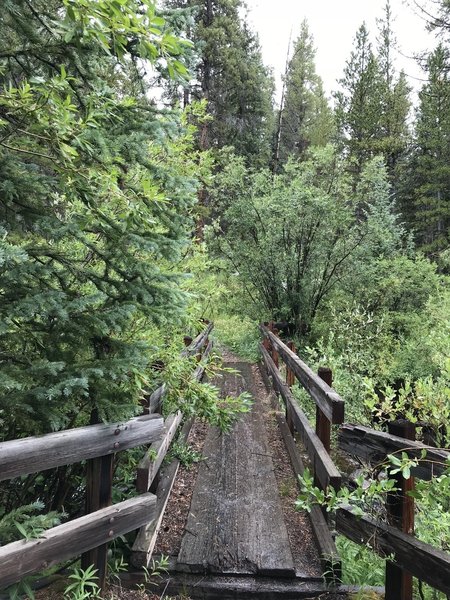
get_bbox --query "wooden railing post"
[385,419,415,600]
[271,327,279,369]
[81,408,114,591]
[81,452,113,590]
[286,341,296,387]
[316,367,332,454]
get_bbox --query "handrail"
[339,424,450,480]
[260,324,344,423]
[0,322,214,592]
[0,414,163,482]
[337,507,450,597]
[260,343,341,491]
[338,421,450,598]
[181,321,214,358]
[0,494,156,589]
[146,321,214,414]
[259,325,343,581]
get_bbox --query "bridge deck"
[177,362,321,579]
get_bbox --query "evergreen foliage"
[409,44,450,258]
[276,21,333,167]
[334,10,410,183]
[165,0,274,165]
[334,23,384,175]
[0,0,203,438]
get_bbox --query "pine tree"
[276,21,333,167]
[376,1,411,177]
[0,0,203,439]
[410,44,450,257]
[165,0,274,165]
[334,24,384,178]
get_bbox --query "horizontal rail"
[192,338,214,382]
[336,507,450,596]
[0,493,156,589]
[137,411,183,493]
[181,322,214,358]
[146,324,213,414]
[0,414,163,482]
[260,344,341,491]
[260,325,344,423]
[339,424,449,480]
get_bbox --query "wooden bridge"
[0,323,449,599]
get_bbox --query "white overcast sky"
[245,0,437,103]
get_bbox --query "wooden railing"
[337,423,450,599]
[0,323,214,592]
[261,323,450,597]
[259,324,344,579]
[131,326,214,568]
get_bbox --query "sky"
[246,0,437,103]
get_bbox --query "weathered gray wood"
[145,327,213,414]
[0,414,163,482]
[336,507,450,596]
[81,452,113,588]
[131,417,195,568]
[131,458,180,568]
[146,383,167,414]
[338,424,449,480]
[260,344,341,492]
[192,339,214,382]
[260,325,344,423]
[136,412,183,493]
[181,322,214,358]
[177,363,295,577]
[0,494,156,588]
[275,406,341,582]
[264,370,341,582]
[121,572,348,600]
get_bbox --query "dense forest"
[0,0,449,598]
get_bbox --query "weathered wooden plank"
[131,417,195,568]
[260,344,341,492]
[177,363,295,577]
[146,383,167,414]
[181,322,214,358]
[275,406,341,582]
[136,412,183,494]
[121,572,347,600]
[0,494,157,589]
[338,424,449,480]
[260,325,344,424]
[131,457,180,568]
[336,507,450,596]
[265,373,341,582]
[0,414,163,482]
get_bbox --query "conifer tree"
[276,21,333,167]
[166,0,274,165]
[334,24,384,177]
[409,44,450,257]
[376,1,411,176]
[0,0,203,439]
